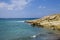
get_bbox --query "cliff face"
[26,14,60,33]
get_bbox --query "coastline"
[26,14,60,34]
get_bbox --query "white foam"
[31,33,41,38]
[16,21,24,22]
[31,35,37,38]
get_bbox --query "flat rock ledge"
[25,14,60,34]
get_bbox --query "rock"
[26,14,60,34]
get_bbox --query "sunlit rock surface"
[26,14,60,34]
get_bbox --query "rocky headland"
[26,14,60,34]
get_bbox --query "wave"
[4,21,25,23]
[16,21,25,22]
[30,33,41,38]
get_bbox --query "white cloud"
[0,0,32,10]
[38,6,46,9]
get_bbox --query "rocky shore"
[26,14,60,34]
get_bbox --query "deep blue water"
[0,18,59,40]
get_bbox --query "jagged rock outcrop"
[26,14,60,34]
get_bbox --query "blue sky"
[0,0,60,18]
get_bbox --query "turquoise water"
[0,18,59,40]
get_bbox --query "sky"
[0,0,60,18]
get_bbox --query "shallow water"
[0,18,60,40]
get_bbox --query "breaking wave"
[16,21,25,22]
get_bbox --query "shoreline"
[25,14,60,34]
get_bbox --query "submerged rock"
[26,14,60,34]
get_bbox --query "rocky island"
[26,14,60,34]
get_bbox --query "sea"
[0,18,59,40]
